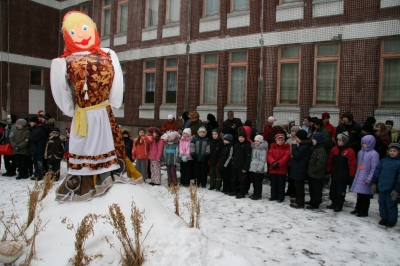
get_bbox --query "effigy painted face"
[62,11,98,51]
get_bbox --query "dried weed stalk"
[183,184,201,229]
[22,215,50,265]
[61,214,102,266]
[26,181,41,229]
[106,203,146,266]
[166,184,181,216]
[40,170,55,201]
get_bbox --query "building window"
[231,0,249,11]
[380,39,400,107]
[143,60,156,104]
[118,0,128,33]
[30,67,42,86]
[314,43,340,106]
[228,51,247,105]
[201,53,218,104]
[279,0,302,4]
[278,46,300,105]
[164,58,178,104]
[146,0,159,27]
[204,0,219,17]
[80,3,88,14]
[121,63,126,103]
[102,0,112,36]
[166,0,180,23]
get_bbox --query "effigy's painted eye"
[82,25,89,31]
[69,29,75,35]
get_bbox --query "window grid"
[164,58,178,104]
[117,0,128,33]
[277,45,301,105]
[30,67,43,86]
[200,53,218,105]
[203,0,219,17]
[379,38,400,107]
[143,60,156,104]
[80,3,88,14]
[145,0,159,27]
[102,0,112,36]
[230,0,249,12]
[228,51,247,105]
[166,0,180,24]
[279,0,302,5]
[313,43,340,106]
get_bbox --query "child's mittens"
[365,179,371,184]
[371,184,377,194]
[272,162,278,169]
[390,190,399,201]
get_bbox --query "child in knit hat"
[305,132,327,209]
[371,143,400,227]
[132,128,152,180]
[179,128,193,187]
[267,133,290,202]
[209,128,224,191]
[44,127,65,181]
[230,130,252,198]
[325,131,357,212]
[289,130,312,208]
[190,126,210,188]
[249,135,268,200]
[163,131,180,186]
[219,134,234,194]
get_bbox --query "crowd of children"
[130,112,400,229]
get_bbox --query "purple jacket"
[351,135,379,195]
[148,139,165,161]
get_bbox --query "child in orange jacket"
[132,128,152,180]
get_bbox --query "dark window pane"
[30,67,42,86]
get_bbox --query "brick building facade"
[1,0,399,131]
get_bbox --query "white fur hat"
[183,128,192,136]
[167,114,174,120]
[254,135,264,142]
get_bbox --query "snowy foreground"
[1,161,400,265]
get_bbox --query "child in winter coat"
[289,130,312,208]
[179,128,193,187]
[230,130,252,199]
[163,131,180,186]
[132,128,152,180]
[285,125,300,198]
[64,127,70,170]
[267,133,290,202]
[44,127,65,181]
[121,128,133,162]
[190,126,210,188]
[148,128,165,185]
[350,135,379,217]
[209,128,224,191]
[249,135,268,200]
[306,132,327,209]
[326,131,357,212]
[218,134,234,194]
[371,143,400,227]
[10,119,30,180]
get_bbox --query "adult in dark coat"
[28,117,47,181]
[336,112,362,154]
[222,111,243,143]
[289,130,312,208]
[205,113,219,140]
[266,121,287,146]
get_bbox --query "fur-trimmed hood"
[121,127,132,137]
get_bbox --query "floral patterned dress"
[51,48,142,202]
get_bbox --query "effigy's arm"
[50,58,75,117]
[104,48,123,109]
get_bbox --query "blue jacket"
[163,141,179,165]
[288,139,312,181]
[190,136,210,162]
[351,135,379,195]
[372,154,400,192]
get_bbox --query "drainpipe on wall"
[184,0,192,113]
[256,0,265,133]
[6,0,10,115]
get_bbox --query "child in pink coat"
[179,128,193,187]
[148,128,165,185]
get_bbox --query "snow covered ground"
[1,161,400,265]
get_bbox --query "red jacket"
[267,143,290,175]
[326,146,357,178]
[324,122,336,139]
[263,124,271,140]
[132,136,152,160]
[161,119,178,133]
